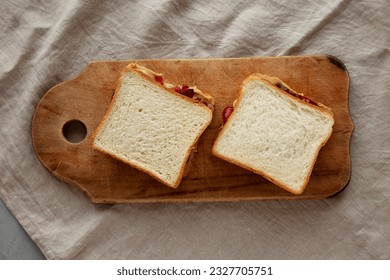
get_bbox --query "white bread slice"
[212,74,334,194]
[91,64,213,189]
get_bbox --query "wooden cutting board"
[32,55,354,203]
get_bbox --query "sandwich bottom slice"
[212,74,334,194]
[92,64,213,189]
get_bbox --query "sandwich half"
[92,63,214,189]
[212,74,334,194]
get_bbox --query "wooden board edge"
[325,54,354,198]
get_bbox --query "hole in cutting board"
[62,120,87,143]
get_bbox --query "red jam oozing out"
[154,75,164,85]
[154,75,211,108]
[174,85,195,98]
[275,82,318,106]
[290,92,318,106]
[222,106,234,124]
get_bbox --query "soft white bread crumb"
[92,69,212,188]
[212,76,334,194]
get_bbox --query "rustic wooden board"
[32,55,354,203]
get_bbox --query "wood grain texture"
[32,55,354,203]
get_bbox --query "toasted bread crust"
[212,73,334,195]
[91,64,213,189]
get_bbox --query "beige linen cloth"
[1,0,389,259]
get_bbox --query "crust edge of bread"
[90,65,213,189]
[124,63,215,111]
[211,73,335,195]
[244,73,334,119]
[212,136,332,195]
